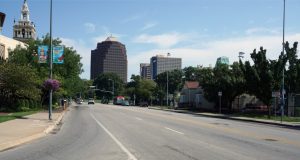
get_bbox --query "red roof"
[184,81,199,89]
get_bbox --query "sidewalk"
[0,110,66,152]
[148,106,300,128]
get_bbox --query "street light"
[108,79,114,96]
[238,52,245,111]
[280,0,286,123]
[48,0,53,120]
[166,53,171,106]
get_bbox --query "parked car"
[122,100,129,106]
[88,98,95,105]
[139,101,148,107]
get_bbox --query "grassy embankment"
[0,111,38,123]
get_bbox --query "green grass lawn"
[0,111,38,123]
[232,113,300,122]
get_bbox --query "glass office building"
[150,55,182,80]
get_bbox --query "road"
[0,103,299,160]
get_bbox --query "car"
[122,100,129,106]
[88,98,95,105]
[139,101,148,107]
[76,98,83,104]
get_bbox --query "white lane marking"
[90,112,138,160]
[165,127,184,135]
[135,117,143,121]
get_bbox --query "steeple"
[21,0,30,21]
[13,0,36,43]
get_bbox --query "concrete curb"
[148,107,300,129]
[44,110,66,134]
[0,110,66,152]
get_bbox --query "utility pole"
[218,91,222,114]
[281,0,286,123]
[48,0,53,120]
[166,53,171,106]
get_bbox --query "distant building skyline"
[150,55,182,80]
[90,36,128,82]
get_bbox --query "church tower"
[13,0,36,43]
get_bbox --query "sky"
[1,0,300,80]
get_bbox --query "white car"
[88,98,95,105]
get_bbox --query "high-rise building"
[215,56,229,67]
[140,63,151,79]
[90,36,127,82]
[13,0,36,43]
[150,55,182,79]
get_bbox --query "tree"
[93,73,124,100]
[125,75,156,104]
[285,42,299,93]
[155,69,184,95]
[248,47,273,106]
[0,63,41,111]
[2,34,84,110]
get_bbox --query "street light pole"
[281,0,286,123]
[166,53,171,106]
[48,0,53,120]
[238,52,245,111]
[109,79,114,96]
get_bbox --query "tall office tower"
[215,56,229,67]
[140,63,151,79]
[150,55,182,80]
[90,36,127,82]
[13,0,36,43]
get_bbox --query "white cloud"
[129,33,300,77]
[140,22,157,31]
[246,27,280,35]
[84,23,96,33]
[60,31,300,81]
[122,15,141,23]
[133,32,188,48]
[61,38,92,79]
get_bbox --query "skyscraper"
[90,36,127,82]
[13,0,36,43]
[150,55,182,79]
[215,56,229,67]
[140,63,151,79]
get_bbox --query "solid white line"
[90,112,138,160]
[135,117,143,121]
[165,127,184,135]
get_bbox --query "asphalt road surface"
[0,103,299,160]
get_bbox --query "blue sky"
[1,0,300,80]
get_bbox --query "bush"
[21,99,30,111]
[29,100,34,109]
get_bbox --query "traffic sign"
[218,91,222,96]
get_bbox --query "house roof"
[184,81,199,89]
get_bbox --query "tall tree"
[93,73,124,100]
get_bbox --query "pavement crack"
[164,145,200,160]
